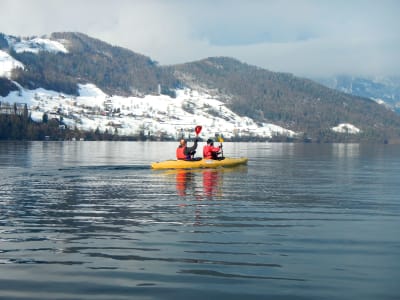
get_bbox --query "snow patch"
[373,98,393,111]
[0,50,24,77]
[78,84,107,98]
[332,123,361,134]
[30,110,44,122]
[6,35,68,54]
[375,99,386,105]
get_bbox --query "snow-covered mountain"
[3,32,400,142]
[0,34,300,140]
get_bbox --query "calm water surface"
[0,141,399,300]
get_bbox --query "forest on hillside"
[172,57,400,143]
[7,32,179,97]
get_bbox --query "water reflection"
[332,143,360,158]
[174,169,223,199]
[175,169,196,197]
[202,169,223,198]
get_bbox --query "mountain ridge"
[314,75,400,113]
[1,31,400,143]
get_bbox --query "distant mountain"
[169,57,400,142]
[1,31,400,143]
[314,75,400,114]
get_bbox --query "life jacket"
[203,145,220,159]
[176,146,187,160]
[203,145,212,159]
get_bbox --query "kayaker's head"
[179,139,186,147]
[207,139,214,145]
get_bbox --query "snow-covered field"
[2,83,297,140]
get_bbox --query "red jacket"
[176,139,198,160]
[176,146,187,160]
[203,144,221,159]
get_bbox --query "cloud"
[1,0,399,77]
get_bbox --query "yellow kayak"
[151,157,248,170]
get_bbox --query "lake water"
[0,141,399,300]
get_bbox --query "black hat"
[207,139,214,144]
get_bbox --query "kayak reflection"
[175,169,196,197]
[202,169,222,198]
[175,169,223,199]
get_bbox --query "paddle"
[191,125,202,160]
[217,135,224,158]
[195,125,202,136]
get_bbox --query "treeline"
[1,113,62,140]
[0,78,18,97]
[0,112,145,141]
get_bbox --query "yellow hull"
[151,157,248,170]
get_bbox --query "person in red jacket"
[176,138,198,160]
[203,139,222,159]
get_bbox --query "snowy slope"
[1,83,298,140]
[0,50,24,78]
[5,35,68,54]
[332,123,361,134]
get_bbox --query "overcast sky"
[1,0,399,78]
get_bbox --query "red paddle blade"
[195,125,202,135]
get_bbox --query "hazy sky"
[1,0,399,78]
